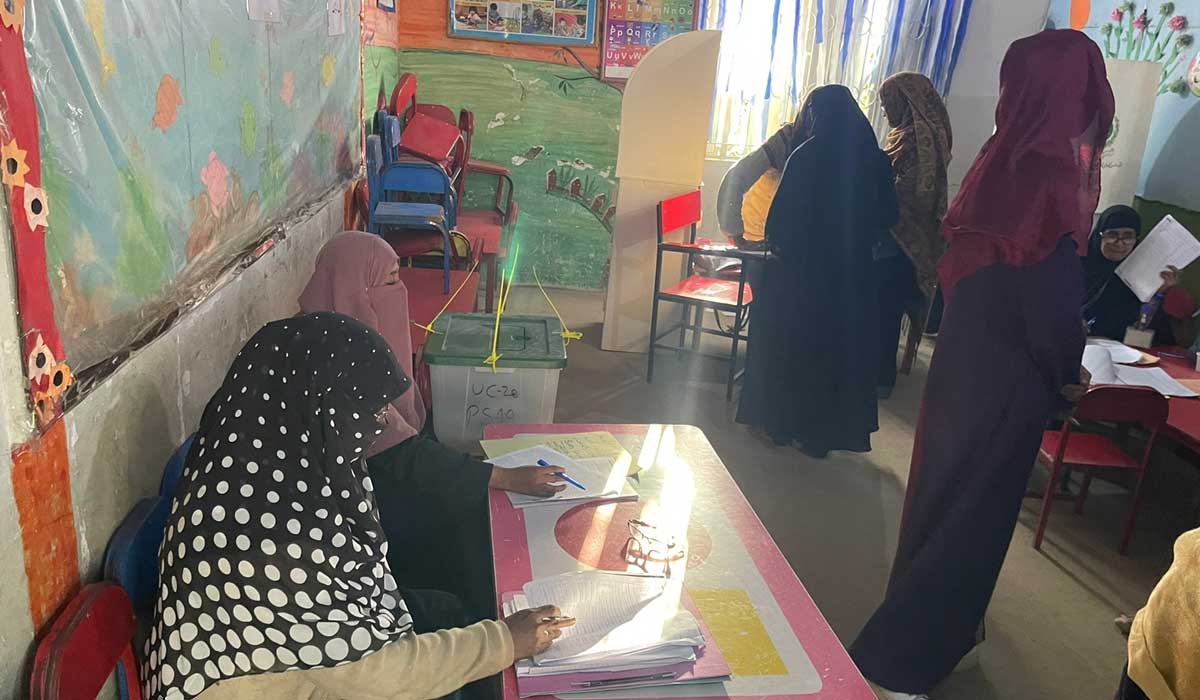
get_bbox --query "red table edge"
[484,423,874,700]
[1150,347,1200,452]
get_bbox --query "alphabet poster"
[602,0,699,81]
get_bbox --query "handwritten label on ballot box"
[466,368,525,427]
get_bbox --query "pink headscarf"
[299,231,426,455]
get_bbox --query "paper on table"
[1082,346,1195,396]
[522,572,702,665]
[1116,215,1200,302]
[1086,338,1143,364]
[481,431,637,475]
[1114,365,1199,397]
[487,446,633,507]
[1083,345,1119,384]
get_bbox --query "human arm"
[716,149,771,239]
[490,465,567,497]
[304,607,572,700]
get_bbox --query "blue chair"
[366,135,455,293]
[158,433,194,498]
[103,495,170,700]
[103,497,169,625]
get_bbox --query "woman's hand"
[504,606,576,659]
[1160,265,1181,290]
[490,466,568,497]
[1060,365,1092,404]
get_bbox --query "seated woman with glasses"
[1083,205,1194,347]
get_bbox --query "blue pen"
[537,459,586,490]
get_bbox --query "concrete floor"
[502,287,1200,700]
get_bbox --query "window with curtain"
[703,0,974,160]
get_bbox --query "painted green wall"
[365,47,621,290]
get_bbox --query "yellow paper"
[688,588,788,676]
[480,431,637,475]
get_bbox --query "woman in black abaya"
[737,85,899,458]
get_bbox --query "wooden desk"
[485,423,873,700]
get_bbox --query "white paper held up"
[1116,215,1200,302]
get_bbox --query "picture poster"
[449,0,598,46]
[602,0,699,81]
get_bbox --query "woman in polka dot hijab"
[143,314,569,700]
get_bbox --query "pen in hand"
[537,459,586,490]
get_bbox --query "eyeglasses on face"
[1100,230,1137,244]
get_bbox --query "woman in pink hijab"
[299,231,563,620]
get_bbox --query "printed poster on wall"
[602,0,699,81]
[449,0,597,46]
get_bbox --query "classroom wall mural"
[368,0,622,290]
[1050,0,1200,211]
[28,0,362,381]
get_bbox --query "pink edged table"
[485,423,874,700]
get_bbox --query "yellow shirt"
[196,619,513,700]
[740,169,782,243]
[1128,528,1200,700]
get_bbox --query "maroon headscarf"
[939,30,1115,295]
[299,232,426,454]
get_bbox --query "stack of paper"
[506,572,729,696]
[1116,215,1200,302]
[487,446,637,508]
[1083,345,1198,397]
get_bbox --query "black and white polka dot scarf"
[143,313,414,700]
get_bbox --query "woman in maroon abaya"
[848,30,1114,699]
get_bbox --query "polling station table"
[1152,350,1200,452]
[485,423,874,700]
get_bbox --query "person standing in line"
[875,72,952,398]
[735,85,898,458]
[848,30,1114,700]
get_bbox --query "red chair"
[455,110,518,313]
[31,582,142,700]
[390,74,467,191]
[1032,385,1169,554]
[647,190,754,402]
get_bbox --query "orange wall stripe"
[11,421,80,630]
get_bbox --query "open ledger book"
[505,572,729,696]
[1083,344,1197,397]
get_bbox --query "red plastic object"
[384,228,446,258]
[659,190,703,235]
[31,582,142,700]
[662,274,754,308]
[1032,385,1168,554]
[415,103,456,124]
[390,73,419,122]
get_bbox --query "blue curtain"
[703,0,973,151]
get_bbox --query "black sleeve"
[367,436,494,520]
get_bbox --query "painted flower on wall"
[281,71,295,108]
[199,150,230,217]
[1189,53,1200,95]
[150,74,183,132]
[1101,1,1198,96]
